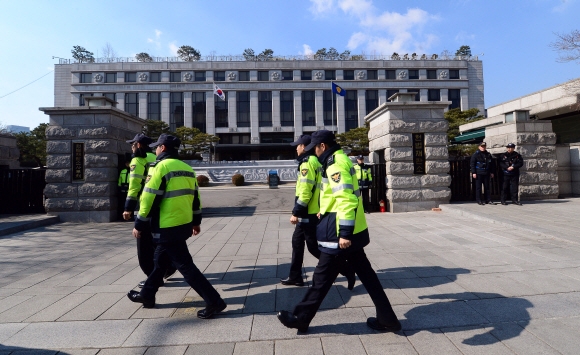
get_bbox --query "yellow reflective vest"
[292,154,321,218]
[125,152,157,211]
[135,152,202,242]
[317,147,369,254]
[354,163,373,188]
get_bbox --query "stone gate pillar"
[366,93,451,212]
[40,97,145,222]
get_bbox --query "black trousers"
[136,223,156,276]
[140,239,222,306]
[501,175,519,202]
[475,174,491,202]
[293,249,398,326]
[361,187,370,212]
[289,221,321,280]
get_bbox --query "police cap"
[357,155,364,160]
[149,134,181,149]
[506,143,516,148]
[290,134,311,147]
[126,133,153,146]
[305,130,336,151]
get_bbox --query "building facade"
[54,55,484,160]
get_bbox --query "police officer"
[127,134,227,319]
[124,134,175,285]
[354,155,373,213]
[470,142,496,205]
[499,143,524,205]
[277,130,401,333]
[282,135,355,290]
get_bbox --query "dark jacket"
[470,150,495,175]
[499,151,524,176]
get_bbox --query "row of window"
[79,89,460,132]
[79,69,461,84]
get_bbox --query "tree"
[336,126,369,155]
[142,119,171,141]
[326,47,339,60]
[391,52,400,60]
[135,52,153,62]
[174,127,219,156]
[0,121,9,134]
[314,48,327,60]
[339,50,351,60]
[440,50,452,60]
[71,46,94,63]
[551,30,580,63]
[455,45,472,57]
[102,42,117,61]
[15,123,48,167]
[445,108,483,158]
[242,48,255,61]
[257,49,274,61]
[177,45,201,61]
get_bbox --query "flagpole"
[331,81,335,134]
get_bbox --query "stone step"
[0,214,61,237]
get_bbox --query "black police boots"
[127,290,155,308]
[280,277,305,286]
[197,299,227,319]
[277,310,309,332]
[366,317,402,332]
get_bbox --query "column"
[378,89,387,105]
[315,90,324,128]
[116,93,125,112]
[336,95,345,134]
[250,91,259,143]
[117,72,125,83]
[138,93,148,119]
[184,92,192,127]
[206,92,216,135]
[228,91,237,128]
[358,89,366,127]
[272,91,281,127]
[440,89,449,111]
[293,90,303,137]
[420,89,428,102]
[161,92,170,126]
[460,89,469,111]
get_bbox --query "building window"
[302,91,315,127]
[170,72,181,82]
[217,133,250,144]
[258,91,272,127]
[325,70,336,80]
[323,91,336,126]
[408,70,419,79]
[282,71,293,80]
[214,71,225,81]
[367,70,378,80]
[280,91,294,127]
[149,72,161,82]
[105,73,117,83]
[366,90,379,114]
[387,89,399,101]
[192,92,206,132]
[385,70,396,80]
[125,93,138,116]
[258,71,269,81]
[195,71,206,82]
[427,70,437,79]
[215,92,228,128]
[238,71,250,81]
[80,73,92,83]
[428,89,440,101]
[261,133,294,144]
[170,92,184,131]
[449,89,460,109]
[79,93,93,106]
[147,93,160,121]
[344,70,355,80]
[237,91,250,127]
[344,90,358,131]
[449,70,460,79]
[301,70,312,80]
[104,93,116,104]
[125,72,137,83]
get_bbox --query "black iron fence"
[370,163,387,212]
[449,157,502,201]
[0,169,46,214]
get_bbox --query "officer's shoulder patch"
[301,169,308,176]
[326,155,335,166]
[130,165,136,171]
[149,161,159,167]
[331,172,341,183]
[145,175,152,183]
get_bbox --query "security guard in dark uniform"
[354,155,373,213]
[470,142,496,205]
[127,134,227,319]
[282,135,355,290]
[499,143,524,205]
[277,130,401,333]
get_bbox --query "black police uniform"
[499,146,524,204]
[470,148,495,204]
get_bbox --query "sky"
[0,0,578,130]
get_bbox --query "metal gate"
[449,157,502,201]
[0,169,46,214]
[370,163,387,211]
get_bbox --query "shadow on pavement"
[204,206,257,216]
[0,345,73,354]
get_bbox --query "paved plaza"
[2,187,580,354]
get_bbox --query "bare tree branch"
[550,30,580,63]
[102,42,117,62]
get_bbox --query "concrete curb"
[0,215,61,237]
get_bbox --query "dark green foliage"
[232,173,245,186]
[197,175,210,187]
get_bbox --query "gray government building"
[54,54,484,160]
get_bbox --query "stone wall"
[40,106,144,222]
[0,134,20,169]
[367,99,451,212]
[485,122,558,200]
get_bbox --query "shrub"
[197,175,210,187]
[232,173,245,186]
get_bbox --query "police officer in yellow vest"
[123,134,175,285]
[282,135,355,290]
[277,130,401,333]
[127,134,227,319]
[117,160,130,220]
[354,155,373,213]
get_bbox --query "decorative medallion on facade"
[139,73,148,81]
[271,72,280,80]
[183,72,193,82]
[228,72,237,80]
[398,71,407,79]
[93,74,102,82]
[314,71,323,80]
[357,71,366,79]
[439,71,448,79]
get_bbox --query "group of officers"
[118,129,400,333]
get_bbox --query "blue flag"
[332,82,346,96]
